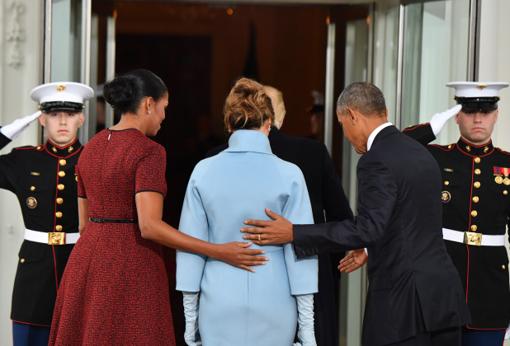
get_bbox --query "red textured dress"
[49,128,176,346]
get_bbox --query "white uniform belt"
[24,228,80,245]
[442,228,506,247]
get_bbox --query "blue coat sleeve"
[176,169,209,292]
[282,169,318,295]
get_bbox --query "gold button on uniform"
[472,196,480,203]
[55,225,63,232]
[503,265,507,270]
[57,184,65,191]
[30,186,36,191]
[444,181,450,186]
[58,171,66,177]
[474,157,481,164]
[56,197,64,204]
[59,159,67,166]
[474,181,481,188]
[471,210,478,217]
[55,211,63,218]
[474,168,481,175]
[20,258,25,263]
[470,225,478,231]
[504,190,509,196]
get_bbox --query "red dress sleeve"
[135,145,167,196]
[75,164,86,198]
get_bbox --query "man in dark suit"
[208,86,353,346]
[242,82,469,346]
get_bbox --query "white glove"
[183,292,202,346]
[0,111,41,140]
[429,105,461,136]
[505,323,509,339]
[293,294,316,346]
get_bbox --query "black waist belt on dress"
[89,217,137,224]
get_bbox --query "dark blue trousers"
[12,322,50,346]
[462,329,505,346]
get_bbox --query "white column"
[478,0,510,150]
[0,0,43,344]
[479,5,510,344]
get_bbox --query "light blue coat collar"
[226,130,272,154]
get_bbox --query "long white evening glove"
[0,111,41,140]
[429,105,461,136]
[293,294,317,346]
[183,292,202,346]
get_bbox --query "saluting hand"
[217,242,268,273]
[241,208,293,246]
[338,249,368,273]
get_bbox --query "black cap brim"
[455,97,498,113]
[40,101,84,113]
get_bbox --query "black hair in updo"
[103,69,168,116]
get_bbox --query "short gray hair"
[336,82,386,116]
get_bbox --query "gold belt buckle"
[464,231,482,246]
[48,232,66,245]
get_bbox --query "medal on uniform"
[504,177,510,186]
[495,175,504,184]
[441,191,451,203]
[26,196,38,209]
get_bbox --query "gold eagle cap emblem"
[56,84,66,92]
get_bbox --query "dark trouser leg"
[430,326,462,346]
[462,329,505,346]
[12,322,50,346]
[387,327,461,346]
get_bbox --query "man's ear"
[455,113,460,125]
[78,113,85,128]
[38,114,46,127]
[346,107,357,124]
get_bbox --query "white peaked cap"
[446,81,509,98]
[30,82,94,104]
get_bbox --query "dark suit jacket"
[207,128,353,346]
[293,126,469,346]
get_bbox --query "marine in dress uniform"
[404,81,510,346]
[0,82,93,346]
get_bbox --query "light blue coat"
[176,130,318,346]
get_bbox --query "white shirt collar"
[367,122,393,151]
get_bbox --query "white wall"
[0,0,43,344]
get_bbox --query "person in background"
[403,81,510,346]
[0,81,93,346]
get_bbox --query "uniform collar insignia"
[457,138,493,156]
[45,138,82,157]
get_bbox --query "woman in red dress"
[48,69,266,345]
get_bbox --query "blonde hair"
[263,85,286,129]
[224,78,274,132]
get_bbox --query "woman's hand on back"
[215,242,268,272]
